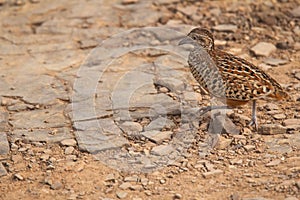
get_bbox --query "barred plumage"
[179,27,288,129]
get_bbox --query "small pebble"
[14,173,24,180]
[174,193,182,199]
[266,159,281,167]
[60,139,77,146]
[124,175,139,182]
[244,145,256,152]
[259,124,287,135]
[202,169,223,178]
[144,190,152,196]
[65,146,74,155]
[50,181,63,190]
[160,179,166,184]
[116,191,128,199]
[119,182,132,190]
[121,0,138,5]
[251,42,276,57]
[273,113,286,120]
[105,174,115,182]
[0,163,7,177]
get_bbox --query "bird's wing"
[215,52,277,101]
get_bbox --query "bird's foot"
[248,116,258,131]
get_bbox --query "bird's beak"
[178,36,194,45]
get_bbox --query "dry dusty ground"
[0,0,299,200]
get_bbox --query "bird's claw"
[248,117,258,131]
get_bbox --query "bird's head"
[179,28,214,51]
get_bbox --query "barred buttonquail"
[179,28,289,129]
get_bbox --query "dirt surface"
[0,0,299,200]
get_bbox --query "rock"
[120,8,160,27]
[0,133,9,155]
[0,163,7,177]
[230,159,243,165]
[230,193,240,200]
[116,191,128,199]
[160,179,166,184]
[64,146,74,155]
[140,177,148,186]
[144,190,152,196]
[204,162,215,171]
[244,145,255,152]
[40,154,50,161]
[183,91,202,103]
[216,137,232,150]
[208,115,240,135]
[121,0,139,5]
[7,103,28,111]
[268,145,293,154]
[295,72,300,81]
[177,6,198,16]
[259,124,287,135]
[144,117,175,131]
[263,58,289,66]
[272,113,286,120]
[174,193,182,199]
[50,181,63,190]
[76,129,128,153]
[66,155,77,161]
[129,93,181,118]
[119,121,143,133]
[10,107,67,129]
[105,173,116,182]
[202,169,223,178]
[154,78,185,93]
[14,173,24,181]
[212,24,238,32]
[158,86,169,93]
[264,103,279,110]
[151,144,174,156]
[61,139,77,146]
[153,0,180,4]
[283,119,300,129]
[45,177,53,186]
[266,159,281,167]
[276,41,292,50]
[234,113,251,124]
[251,42,276,57]
[142,130,172,144]
[11,154,23,163]
[12,128,72,143]
[290,6,300,18]
[119,182,132,190]
[124,175,139,182]
[129,185,143,191]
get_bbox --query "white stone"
[251,42,276,57]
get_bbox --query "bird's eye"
[191,35,197,40]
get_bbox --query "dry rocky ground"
[0,0,299,200]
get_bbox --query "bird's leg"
[198,105,230,116]
[248,100,258,130]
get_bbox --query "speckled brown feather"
[185,28,288,107]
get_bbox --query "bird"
[179,27,289,129]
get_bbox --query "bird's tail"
[268,87,291,101]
